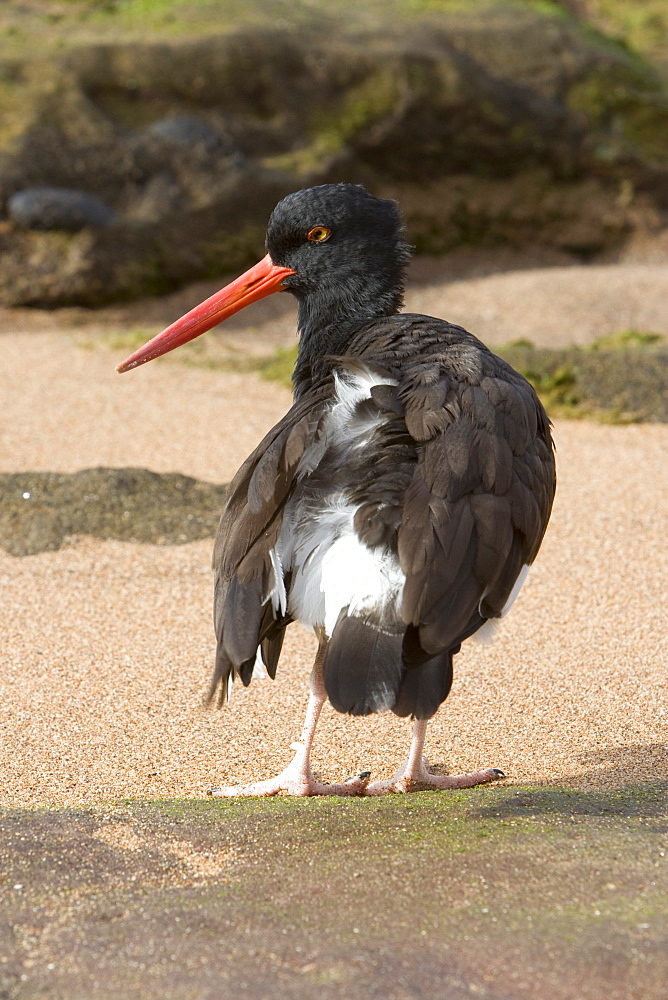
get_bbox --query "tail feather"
[392,652,453,719]
[324,613,456,720]
[260,628,286,679]
[323,614,404,716]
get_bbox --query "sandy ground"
[1,260,667,808]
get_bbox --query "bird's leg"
[208,644,369,797]
[365,718,504,795]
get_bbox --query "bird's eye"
[307,226,332,243]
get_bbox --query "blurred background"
[0,0,666,309]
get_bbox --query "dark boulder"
[7,187,116,232]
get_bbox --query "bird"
[117,182,556,797]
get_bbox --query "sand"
[1,260,666,807]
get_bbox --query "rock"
[0,4,666,305]
[147,115,226,153]
[0,468,227,556]
[7,187,116,232]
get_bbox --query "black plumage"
[117,182,556,796]
[209,312,553,719]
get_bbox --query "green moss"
[2,781,665,999]
[129,319,666,425]
[175,343,298,386]
[84,326,161,353]
[308,67,401,156]
[258,345,298,388]
[3,0,666,305]
[496,332,667,423]
[115,252,172,299]
[0,77,40,146]
[88,86,175,128]
[2,0,667,70]
[262,146,327,177]
[589,327,664,350]
[567,63,668,163]
[590,0,668,63]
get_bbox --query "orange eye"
[307,226,332,243]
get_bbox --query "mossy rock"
[497,331,668,422]
[0,783,665,998]
[0,3,667,306]
[0,468,227,556]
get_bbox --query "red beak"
[116,253,295,373]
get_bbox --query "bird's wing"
[209,381,333,705]
[392,329,556,657]
[346,315,555,657]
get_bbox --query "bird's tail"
[322,613,454,720]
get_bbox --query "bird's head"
[266,183,410,314]
[116,183,411,374]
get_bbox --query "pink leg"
[208,645,369,797]
[365,718,505,795]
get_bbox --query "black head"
[265,183,412,336]
[115,183,411,382]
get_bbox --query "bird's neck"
[292,281,403,398]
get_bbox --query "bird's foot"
[208,772,369,797]
[207,742,371,798]
[364,756,505,795]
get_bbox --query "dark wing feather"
[319,316,555,720]
[332,314,556,711]
[208,382,332,706]
[393,331,555,661]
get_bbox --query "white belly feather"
[270,366,405,637]
[278,497,405,637]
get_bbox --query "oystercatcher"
[117,183,556,796]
